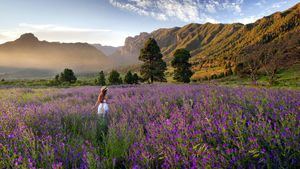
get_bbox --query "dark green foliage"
[211,74,218,79]
[59,68,77,83]
[139,38,167,83]
[51,69,76,85]
[108,70,122,85]
[124,71,134,84]
[55,74,59,82]
[49,74,61,86]
[1,79,4,82]
[218,72,225,78]
[124,71,140,84]
[96,71,106,86]
[171,49,193,83]
[132,73,139,84]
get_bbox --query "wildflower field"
[0,85,299,168]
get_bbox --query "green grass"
[60,113,134,168]
[212,64,300,89]
[275,64,300,87]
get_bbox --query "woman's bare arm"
[92,93,102,109]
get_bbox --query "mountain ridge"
[113,2,300,79]
[0,33,113,73]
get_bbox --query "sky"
[0,0,298,46]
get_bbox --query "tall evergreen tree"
[52,74,61,85]
[171,49,193,83]
[124,71,134,84]
[108,70,122,85]
[59,68,77,83]
[96,71,106,86]
[139,38,167,83]
[54,74,60,82]
[132,73,139,84]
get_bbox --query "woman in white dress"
[92,86,109,144]
[93,86,109,117]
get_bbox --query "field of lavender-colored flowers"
[0,84,299,169]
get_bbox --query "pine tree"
[54,74,60,82]
[139,38,167,83]
[171,49,193,83]
[96,71,106,86]
[108,70,122,85]
[59,68,77,83]
[52,74,60,85]
[132,73,139,84]
[124,71,134,84]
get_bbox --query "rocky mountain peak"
[16,33,39,43]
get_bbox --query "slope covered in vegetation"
[116,3,300,80]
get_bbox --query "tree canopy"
[171,49,193,83]
[59,68,77,84]
[108,70,122,85]
[96,71,106,86]
[124,71,134,84]
[139,38,167,83]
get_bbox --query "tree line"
[95,70,139,86]
[51,38,194,86]
[51,69,140,86]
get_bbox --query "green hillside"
[117,3,300,81]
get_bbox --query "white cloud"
[157,0,200,22]
[220,0,243,13]
[206,4,217,13]
[255,0,266,7]
[232,15,260,24]
[0,23,127,46]
[109,0,245,23]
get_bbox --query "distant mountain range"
[92,44,121,56]
[0,3,299,80]
[0,33,115,79]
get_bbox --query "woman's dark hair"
[99,89,107,103]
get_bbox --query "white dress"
[98,100,109,117]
